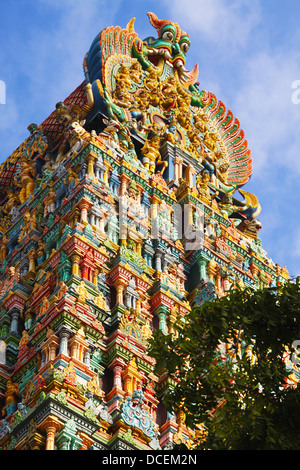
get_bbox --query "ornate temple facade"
[0,12,289,450]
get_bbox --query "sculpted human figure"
[218,193,242,219]
[113,85,132,109]
[131,88,149,129]
[43,187,56,217]
[161,76,178,111]
[193,109,209,134]
[18,210,36,241]
[196,170,212,202]
[203,130,219,152]
[18,330,30,358]
[14,157,36,204]
[144,68,162,107]
[115,64,132,90]
[188,129,204,160]
[55,102,89,162]
[177,93,192,130]
[94,291,109,311]
[1,188,20,216]
[141,133,168,175]
[129,61,143,84]
[3,379,19,416]
[144,67,161,91]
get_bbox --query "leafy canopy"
[148,277,300,449]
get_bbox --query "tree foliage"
[148,277,300,450]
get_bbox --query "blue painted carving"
[120,389,156,439]
[194,280,215,306]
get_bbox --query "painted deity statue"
[93,291,109,311]
[18,211,36,241]
[3,379,19,416]
[55,102,90,162]
[0,188,20,216]
[141,133,168,175]
[196,170,212,203]
[14,156,37,204]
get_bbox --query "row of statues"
[110,62,229,182]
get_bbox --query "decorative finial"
[126,17,136,33]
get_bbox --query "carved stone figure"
[14,157,36,204]
[141,133,167,175]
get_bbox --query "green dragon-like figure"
[83,12,202,122]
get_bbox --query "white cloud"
[232,49,300,178]
[163,0,261,52]
[18,0,123,102]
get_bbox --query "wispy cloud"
[232,50,300,178]
[163,0,262,53]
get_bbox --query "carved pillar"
[69,328,89,363]
[155,305,169,334]
[122,358,143,394]
[57,326,73,356]
[56,419,82,450]
[40,330,60,364]
[24,310,33,330]
[71,253,81,276]
[9,308,20,334]
[115,279,127,306]
[174,156,183,183]
[94,156,106,181]
[78,197,92,224]
[86,152,96,178]
[151,195,160,219]
[103,161,111,185]
[118,196,127,246]
[89,212,95,226]
[27,249,36,274]
[135,291,142,315]
[197,256,208,282]
[110,357,126,391]
[136,240,142,256]
[207,259,217,283]
[78,432,94,450]
[0,340,6,364]
[120,174,130,197]
[185,164,196,187]
[92,268,99,286]
[215,265,222,295]
[40,416,63,451]
[185,203,194,230]
[83,347,91,367]
[99,209,107,232]
[154,248,163,272]
[84,252,96,282]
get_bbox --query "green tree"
[148,277,300,450]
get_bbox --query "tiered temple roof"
[0,12,289,450]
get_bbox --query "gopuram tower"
[0,12,289,450]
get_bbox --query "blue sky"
[0,0,299,277]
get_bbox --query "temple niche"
[0,11,289,451]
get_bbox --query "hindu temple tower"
[0,12,289,450]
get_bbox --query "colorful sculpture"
[0,11,290,451]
